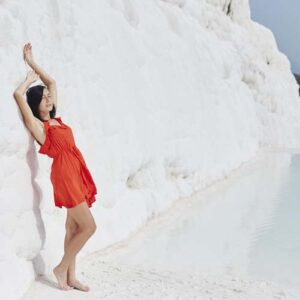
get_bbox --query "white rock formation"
[0,0,299,298]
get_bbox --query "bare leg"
[53,201,96,291]
[56,221,94,268]
[64,228,76,281]
[53,228,75,291]
[64,223,90,291]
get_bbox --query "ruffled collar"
[46,117,68,129]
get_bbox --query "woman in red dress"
[13,43,98,292]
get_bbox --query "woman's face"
[39,88,53,112]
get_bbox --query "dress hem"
[55,194,97,209]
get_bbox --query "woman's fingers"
[23,42,31,51]
[23,42,33,61]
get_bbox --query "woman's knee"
[81,222,96,236]
[65,216,78,235]
[67,201,96,235]
[91,222,97,234]
[66,224,78,236]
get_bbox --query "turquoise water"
[248,154,300,293]
[107,151,300,296]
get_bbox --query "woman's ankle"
[67,277,77,283]
[54,263,68,272]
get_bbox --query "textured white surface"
[21,151,299,299]
[1,0,300,299]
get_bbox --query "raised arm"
[23,42,57,109]
[13,70,40,127]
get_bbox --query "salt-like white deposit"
[1,0,300,299]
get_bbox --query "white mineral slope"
[0,0,300,299]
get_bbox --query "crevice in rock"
[226,1,232,16]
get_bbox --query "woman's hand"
[25,70,40,84]
[23,42,34,64]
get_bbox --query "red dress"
[38,117,97,209]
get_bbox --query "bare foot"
[68,279,90,292]
[53,265,74,291]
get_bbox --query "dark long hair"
[26,85,56,121]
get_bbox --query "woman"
[13,43,98,292]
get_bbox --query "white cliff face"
[1,0,300,298]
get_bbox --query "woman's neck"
[40,113,51,122]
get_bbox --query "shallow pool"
[104,151,300,296]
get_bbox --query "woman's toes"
[68,279,90,292]
[63,285,74,291]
